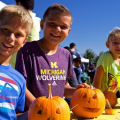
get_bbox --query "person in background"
[73,57,82,84]
[10,0,41,68]
[81,62,86,72]
[88,61,94,84]
[15,0,40,42]
[64,46,73,57]
[93,27,120,97]
[64,46,79,87]
[15,3,92,110]
[70,42,81,60]
[0,5,33,120]
[89,61,94,71]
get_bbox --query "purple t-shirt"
[15,41,74,98]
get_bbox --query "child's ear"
[68,28,71,34]
[40,20,44,30]
[21,37,28,47]
[106,41,109,48]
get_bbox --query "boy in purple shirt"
[15,3,91,109]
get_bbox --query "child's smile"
[2,42,14,50]
[50,32,61,39]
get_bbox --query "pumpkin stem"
[106,99,112,109]
[47,84,53,99]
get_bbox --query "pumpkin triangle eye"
[82,94,87,98]
[56,108,61,114]
[38,110,42,114]
[93,94,97,99]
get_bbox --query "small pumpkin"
[103,91,117,108]
[105,109,116,115]
[28,84,70,120]
[70,88,105,118]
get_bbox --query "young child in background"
[73,57,82,84]
[0,5,33,120]
[93,28,120,97]
[15,3,91,109]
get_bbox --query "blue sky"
[1,0,120,55]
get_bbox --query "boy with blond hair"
[0,5,33,120]
[15,4,91,110]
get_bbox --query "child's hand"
[76,83,94,90]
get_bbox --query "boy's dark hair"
[70,43,76,49]
[64,46,73,55]
[15,0,34,10]
[73,57,81,64]
[43,3,72,23]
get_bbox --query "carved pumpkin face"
[70,88,105,118]
[28,96,70,120]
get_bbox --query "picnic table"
[70,99,120,120]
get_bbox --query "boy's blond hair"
[0,5,33,36]
[107,28,120,42]
[43,3,72,24]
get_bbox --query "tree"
[83,49,96,63]
[94,51,104,63]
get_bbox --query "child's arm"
[17,112,28,120]
[93,65,104,89]
[25,87,36,108]
[64,81,76,97]
[64,81,91,97]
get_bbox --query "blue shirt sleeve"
[74,67,82,84]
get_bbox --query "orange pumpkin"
[103,91,117,108]
[105,109,116,115]
[28,84,70,120]
[70,88,105,118]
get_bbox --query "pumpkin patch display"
[28,84,70,120]
[70,88,105,118]
[103,91,117,108]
